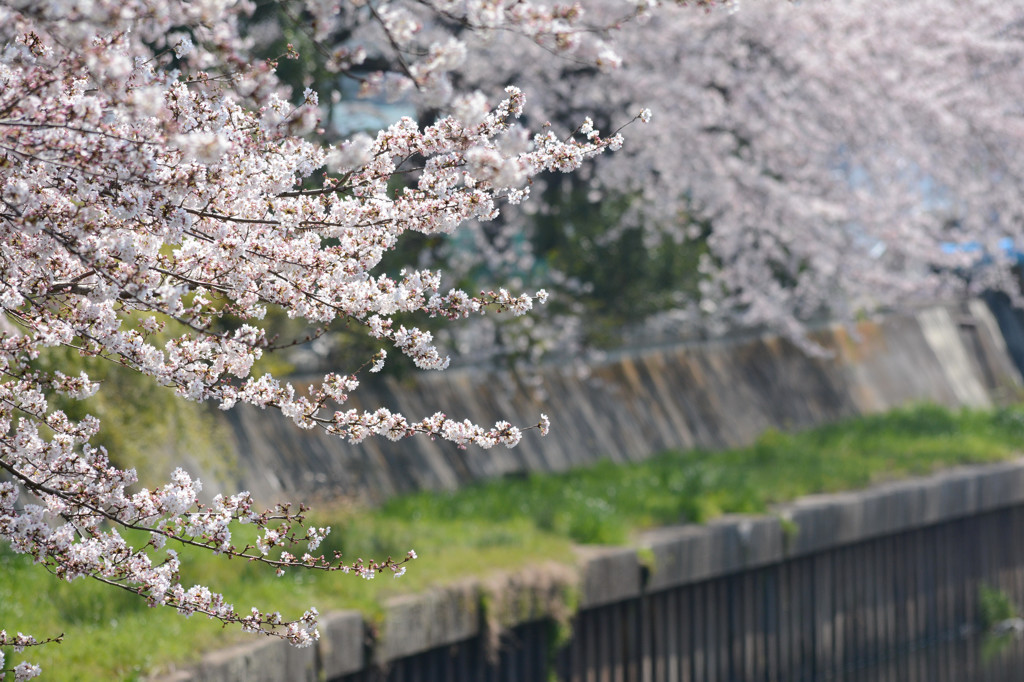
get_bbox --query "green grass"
[379,403,1024,545]
[4,402,1024,679]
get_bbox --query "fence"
[558,508,1024,682]
[332,510,1024,682]
[171,459,1024,682]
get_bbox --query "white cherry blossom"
[0,0,683,674]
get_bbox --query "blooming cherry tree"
[0,0,688,675]
[437,0,1024,351]
[9,0,1017,675]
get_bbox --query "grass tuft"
[3,402,1024,679]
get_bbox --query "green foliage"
[0,543,220,680]
[30,346,236,488]
[4,402,1024,679]
[0,519,573,680]
[531,182,709,347]
[979,584,1018,632]
[380,402,1024,545]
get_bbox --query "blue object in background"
[939,238,1024,265]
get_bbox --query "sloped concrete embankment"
[215,300,1021,506]
[165,459,1024,681]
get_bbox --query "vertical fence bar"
[718,578,732,682]
[812,551,831,682]
[798,557,812,681]
[606,602,622,679]
[692,583,707,682]
[764,564,780,682]
[879,535,898,682]
[678,584,693,682]
[598,605,612,682]
[585,603,599,682]
[832,544,847,679]
[664,589,678,682]
[777,562,792,681]
[746,572,757,680]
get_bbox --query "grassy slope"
[4,403,1024,679]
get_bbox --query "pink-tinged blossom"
[13,662,41,681]
[0,0,723,675]
[449,0,1024,350]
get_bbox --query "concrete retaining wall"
[208,299,1022,506]
[161,459,1024,681]
[152,299,1024,678]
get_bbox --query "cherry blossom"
[0,0,695,674]
[428,0,1024,354]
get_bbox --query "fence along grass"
[4,402,1024,679]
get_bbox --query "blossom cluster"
[420,0,1024,359]
[0,630,56,680]
[0,0,681,674]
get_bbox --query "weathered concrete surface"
[640,515,786,593]
[204,301,1022,506]
[575,546,642,609]
[164,635,312,682]
[318,610,365,679]
[375,581,480,664]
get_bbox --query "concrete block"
[640,525,712,591]
[978,461,1024,511]
[786,496,844,557]
[480,562,578,629]
[429,581,480,642]
[284,640,317,682]
[577,546,642,608]
[867,482,921,535]
[641,515,786,593]
[731,515,785,569]
[318,610,365,678]
[831,493,867,545]
[190,636,291,682]
[377,581,480,663]
[934,469,980,518]
[704,519,746,574]
[651,526,710,589]
[916,477,948,525]
[859,488,892,538]
[377,593,440,663]
[631,529,680,593]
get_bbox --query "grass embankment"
[4,403,1024,679]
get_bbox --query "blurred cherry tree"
[352,0,1024,355]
